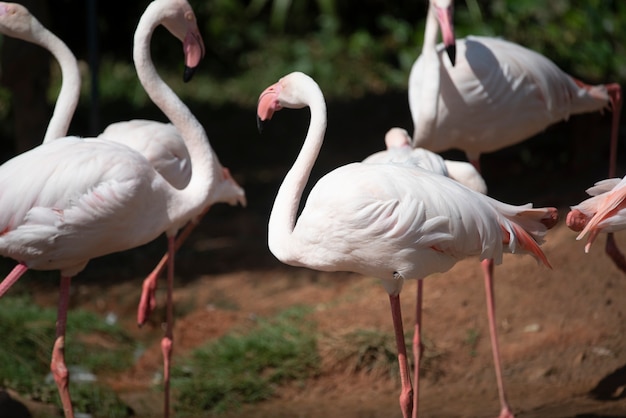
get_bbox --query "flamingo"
[363,127,487,194]
[257,71,558,418]
[567,177,626,270]
[0,2,245,329]
[409,2,622,414]
[0,0,233,416]
[410,0,622,271]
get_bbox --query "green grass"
[0,295,135,417]
[172,306,319,415]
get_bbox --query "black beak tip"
[256,116,265,134]
[183,65,197,83]
[446,44,457,67]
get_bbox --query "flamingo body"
[99,120,192,189]
[363,127,487,194]
[280,161,546,294]
[0,136,171,276]
[410,35,612,161]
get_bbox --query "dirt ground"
[6,94,626,418]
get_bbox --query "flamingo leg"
[52,276,74,418]
[412,280,424,418]
[481,259,514,418]
[389,293,413,418]
[161,235,176,418]
[605,233,626,273]
[604,84,624,274]
[137,208,209,326]
[0,263,29,298]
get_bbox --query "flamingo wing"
[99,119,192,189]
[0,137,168,271]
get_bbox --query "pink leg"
[605,233,626,273]
[389,293,413,418]
[161,235,176,418]
[0,263,29,298]
[481,259,514,418]
[604,84,624,273]
[412,280,424,418]
[137,214,205,326]
[52,276,74,418]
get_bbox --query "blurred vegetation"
[37,0,626,109]
[172,306,319,415]
[0,295,134,417]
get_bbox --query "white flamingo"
[0,2,245,329]
[257,71,558,418]
[410,0,622,272]
[363,127,487,194]
[409,3,622,414]
[0,0,235,416]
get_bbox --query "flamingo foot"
[605,233,626,273]
[566,209,588,232]
[497,406,515,418]
[51,336,74,418]
[137,271,159,326]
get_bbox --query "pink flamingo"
[567,177,626,270]
[0,0,233,416]
[364,127,487,194]
[0,2,245,329]
[411,0,622,265]
[257,71,558,418]
[410,2,622,415]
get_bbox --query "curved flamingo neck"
[27,20,81,143]
[267,79,327,260]
[133,1,218,229]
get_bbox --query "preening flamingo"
[567,178,626,270]
[410,0,622,273]
[363,127,487,194]
[411,0,621,174]
[257,71,558,418]
[410,2,622,414]
[0,0,236,416]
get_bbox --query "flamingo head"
[158,0,206,82]
[0,2,44,43]
[256,72,316,133]
[431,0,456,66]
[214,167,247,208]
[384,128,412,150]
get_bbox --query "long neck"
[31,24,81,143]
[267,86,327,259]
[133,4,218,228]
[411,3,441,145]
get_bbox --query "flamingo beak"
[435,4,456,66]
[256,84,282,133]
[183,28,206,82]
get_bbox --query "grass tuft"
[172,306,319,415]
[0,295,134,416]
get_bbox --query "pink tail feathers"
[507,223,552,268]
